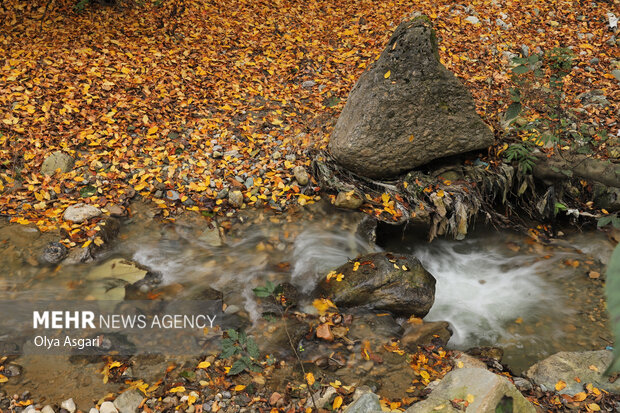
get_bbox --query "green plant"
[504,47,589,151]
[605,242,620,375]
[598,213,620,229]
[219,329,262,375]
[503,143,536,173]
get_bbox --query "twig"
[274,300,318,412]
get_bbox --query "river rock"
[328,17,494,179]
[347,311,403,347]
[198,225,223,247]
[525,350,620,396]
[400,320,452,350]
[60,398,76,413]
[293,166,310,185]
[334,190,364,209]
[39,241,68,265]
[228,190,244,208]
[343,392,381,413]
[63,203,102,223]
[41,406,55,413]
[113,389,144,413]
[405,368,536,413]
[99,402,118,413]
[318,252,435,317]
[41,151,74,175]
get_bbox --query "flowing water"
[0,200,614,403]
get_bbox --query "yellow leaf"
[409,134,414,142]
[82,239,92,248]
[436,189,445,198]
[381,193,390,203]
[188,395,197,406]
[168,386,186,393]
[515,317,523,324]
[93,237,104,247]
[234,385,246,391]
[147,126,159,135]
[573,392,587,402]
[305,372,315,386]
[466,394,474,404]
[330,380,341,389]
[588,403,601,411]
[197,361,211,369]
[0,374,7,383]
[333,396,343,410]
[384,70,391,79]
[420,371,430,380]
[555,380,567,391]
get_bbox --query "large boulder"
[318,252,435,317]
[328,17,494,179]
[525,350,620,396]
[405,368,536,413]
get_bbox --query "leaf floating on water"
[353,261,360,271]
[384,70,391,78]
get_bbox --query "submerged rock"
[39,241,68,265]
[405,368,536,412]
[318,252,435,317]
[400,320,452,350]
[328,17,493,179]
[525,350,620,396]
[113,389,144,413]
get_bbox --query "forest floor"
[1,0,618,246]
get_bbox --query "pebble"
[612,69,620,82]
[228,190,244,208]
[63,203,102,223]
[465,16,480,24]
[272,151,282,160]
[166,190,181,201]
[302,80,316,88]
[221,391,231,399]
[60,399,76,413]
[216,188,229,199]
[41,406,55,413]
[99,402,118,413]
[212,151,223,159]
[89,409,99,413]
[292,166,309,185]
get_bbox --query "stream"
[0,200,614,405]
